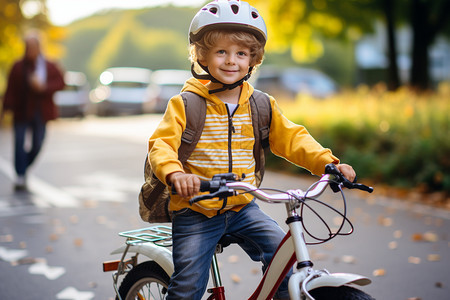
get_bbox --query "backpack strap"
[178,91,207,163]
[249,89,272,186]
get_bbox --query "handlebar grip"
[171,180,212,195]
[200,180,211,192]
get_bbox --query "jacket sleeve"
[268,97,339,176]
[3,63,19,111]
[148,95,187,185]
[44,61,65,96]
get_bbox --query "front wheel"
[118,260,170,300]
[308,285,375,300]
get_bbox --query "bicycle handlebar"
[186,164,373,205]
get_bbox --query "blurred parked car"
[147,69,191,113]
[90,67,152,116]
[54,71,90,118]
[254,66,338,100]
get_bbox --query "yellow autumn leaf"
[427,254,440,262]
[408,256,421,264]
[372,269,386,276]
[230,274,241,283]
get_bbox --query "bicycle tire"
[118,260,170,300]
[308,285,375,300]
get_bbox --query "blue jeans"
[168,201,290,300]
[13,113,46,176]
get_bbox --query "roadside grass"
[270,82,450,207]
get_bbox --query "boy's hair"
[190,29,265,70]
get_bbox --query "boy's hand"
[336,164,356,182]
[168,172,201,198]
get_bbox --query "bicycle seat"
[216,234,243,253]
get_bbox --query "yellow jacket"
[148,78,339,217]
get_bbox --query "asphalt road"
[0,115,449,300]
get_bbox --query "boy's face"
[200,37,251,86]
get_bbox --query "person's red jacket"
[3,58,65,122]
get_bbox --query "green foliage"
[61,6,197,84]
[268,84,450,192]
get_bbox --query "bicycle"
[103,163,375,299]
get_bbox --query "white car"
[90,67,152,116]
[54,71,90,118]
[147,69,191,113]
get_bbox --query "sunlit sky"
[47,0,206,26]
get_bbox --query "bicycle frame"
[104,171,373,300]
[207,207,370,300]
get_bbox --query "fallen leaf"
[83,200,98,208]
[378,216,393,227]
[388,241,398,250]
[341,255,357,264]
[13,257,41,266]
[427,254,440,262]
[407,298,421,300]
[366,197,376,206]
[96,216,107,225]
[372,269,386,277]
[54,226,66,235]
[73,238,83,248]
[19,241,27,249]
[227,255,239,263]
[408,256,421,264]
[69,215,79,224]
[423,231,439,242]
[393,230,402,239]
[0,234,13,242]
[45,246,53,253]
[230,273,241,283]
[333,216,343,226]
[311,251,329,261]
[250,268,259,275]
[435,282,443,288]
[322,243,334,251]
[49,234,59,242]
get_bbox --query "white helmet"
[189,0,267,45]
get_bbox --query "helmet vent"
[209,7,218,14]
[231,4,239,14]
[251,11,259,19]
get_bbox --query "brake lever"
[325,163,373,193]
[189,187,235,205]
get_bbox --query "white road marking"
[0,156,78,208]
[56,287,95,300]
[28,261,66,280]
[0,246,28,262]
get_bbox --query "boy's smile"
[201,37,252,89]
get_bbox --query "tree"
[250,0,450,91]
[0,0,25,91]
[409,0,450,90]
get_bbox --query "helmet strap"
[191,61,253,94]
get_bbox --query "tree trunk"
[410,0,431,91]
[383,0,400,91]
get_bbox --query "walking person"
[2,31,65,190]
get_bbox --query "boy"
[148,1,356,299]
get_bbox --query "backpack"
[138,90,272,223]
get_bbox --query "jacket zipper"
[225,104,238,172]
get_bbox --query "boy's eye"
[217,50,226,54]
[238,51,248,56]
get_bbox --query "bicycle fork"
[286,206,371,300]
